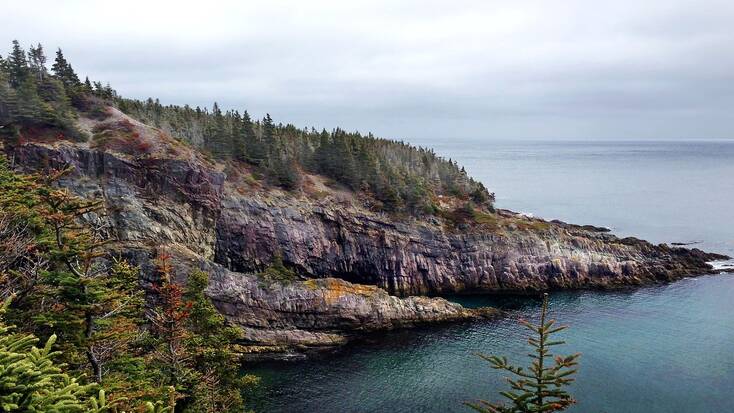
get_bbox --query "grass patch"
[257,254,298,284]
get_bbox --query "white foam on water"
[709,260,734,272]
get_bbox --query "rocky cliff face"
[215,190,725,296]
[5,108,728,354]
[6,127,499,355]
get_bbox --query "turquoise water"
[246,140,734,413]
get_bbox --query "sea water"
[247,140,734,413]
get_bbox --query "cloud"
[1,0,733,140]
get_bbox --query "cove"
[245,140,734,413]
[247,274,734,412]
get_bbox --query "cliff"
[5,106,728,355]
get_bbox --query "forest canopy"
[0,40,494,216]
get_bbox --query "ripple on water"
[246,275,734,413]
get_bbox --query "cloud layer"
[2,0,733,140]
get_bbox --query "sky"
[2,0,733,141]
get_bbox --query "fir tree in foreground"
[0,157,257,412]
[0,296,175,412]
[466,293,580,413]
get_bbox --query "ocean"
[246,139,734,413]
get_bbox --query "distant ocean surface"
[247,140,734,413]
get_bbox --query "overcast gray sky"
[2,0,733,141]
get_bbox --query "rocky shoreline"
[5,109,729,357]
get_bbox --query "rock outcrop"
[215,191,727,296]
[5,108,728,355]
[119,243,495,358]
[208,266,496,359]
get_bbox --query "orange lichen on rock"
[304,278,381,304]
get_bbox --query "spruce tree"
[28,43,47,81]
[7,40,28,88]
[204,102,231,158]
[231,110,247,160]
[11,166,145,384]
[52,48,80,87]
[262,113,277,159]
[0,298,93,412]
[13,78,46,125]
[0,73,18,128]
[1,297,176,412]
[183,270,256,412]
[263,113,275,141]
[314,129,335,176]
[51,48,68,80]
[149,253,257,412]
[466,293,580,413]
[242,110,265,164]
[83,76,93,93]
[149,252,194,393]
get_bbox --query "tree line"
[0,40,116,143]
[0,39,494,216]
[118,97,494,214]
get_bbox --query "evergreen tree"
[13,77,46,125]
[52,48,79,87]
[83,76,93,93]
[0,298,94,411]
[263,113,275,141]
[313,129,335,176]
[149,253,257,412]
[332,132,358,188]
[93,81,104,95]
[242,110,265,164]
[262,113,277,159]
[1,164,144,384]
[0,75,15,132]
[466,293,580,413]
[231,110,246,160]
[51,48,68,79]
[149,252,193,394]
[1,297,176,412]
[183,270,257,412]
[7,40,29,88]
[269,148,301,189]
[28,43,47,81]
[204,102,231,158]
[102,82,115,99]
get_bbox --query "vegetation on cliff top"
[0,40,493,217]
